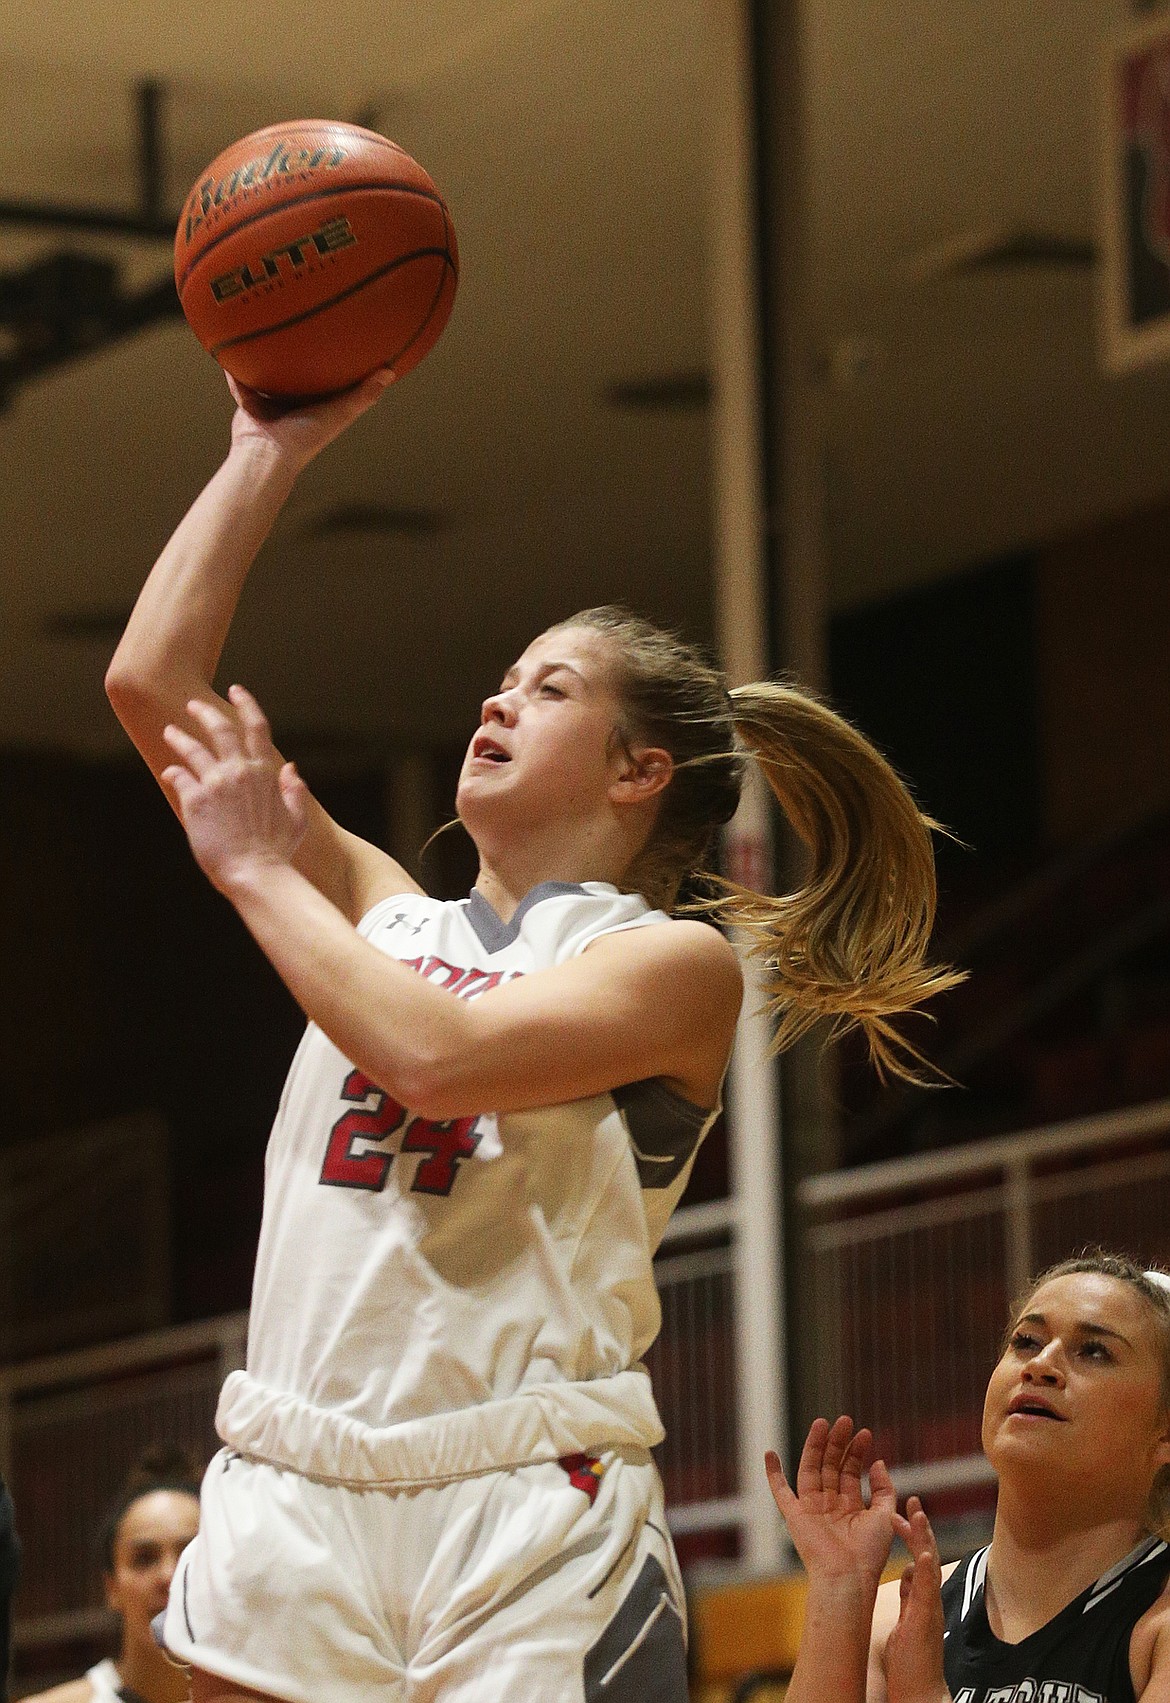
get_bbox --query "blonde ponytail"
[706,681,963,1080]
[552,607,962,1081]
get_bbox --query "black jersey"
[941,1535,1170,1703]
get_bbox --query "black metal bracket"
[0,79,177,239]
[0,80,183,405]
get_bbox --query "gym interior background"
[1,2,1169,1697]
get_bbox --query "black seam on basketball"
[385,253,457,372]
[209,248,455,354]
[177,181,446,294]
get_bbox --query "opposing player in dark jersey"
[107,371,956,1703]
[767,1253,1170,1703]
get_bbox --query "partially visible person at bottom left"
[23,1447,200,1703]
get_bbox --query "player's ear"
[609,744,673,805]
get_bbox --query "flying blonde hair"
[553,607,963,1081]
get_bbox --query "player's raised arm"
[105,372,418,921]
[765,1418,900,1703]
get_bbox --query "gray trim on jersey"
[582,1555,688,1702]
[961,1546,991,1622]
[612,1078,712,1189]
[1084,1535,1168,1613]
[955,1536,1167,1628]
[465,882,586,953]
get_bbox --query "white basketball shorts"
[163,1445,688,1703]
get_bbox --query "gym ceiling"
[0,0,1166,759]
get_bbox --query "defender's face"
[982,1272,1170,1510]
[456,626,628,835]
[104,1489,200,1643]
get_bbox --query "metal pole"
[1003,1160,1034,1307]
[707,0,786,1574]
[136,81,164,226]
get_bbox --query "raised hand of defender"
[884,1498,950,1703]
[161,686,309,892]
[227,367,395,472]
[765,1416,899,1584]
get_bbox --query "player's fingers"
[764,1449,797,1516]
[228,684,276,762]
[839,1427,872,1507]
[907,1501,940,1571]
[868,1455,896,1511]
[279,763,310,838]
[163,723,216,780]
[794,1416,831,1497]
[161,764,198,811]
[226,372,289,419]
[186,697,243,761]
[820,1414,854,1496]
[328,366,396,426]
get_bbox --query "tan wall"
[1037,505,1170,844]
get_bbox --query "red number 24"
[320,1069,481,1198]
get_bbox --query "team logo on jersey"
[559,1453,605,1503]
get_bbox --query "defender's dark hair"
[97,1444,201,1573]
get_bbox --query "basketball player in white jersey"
[766,1254,1170,1703]
[106,370,957,1703]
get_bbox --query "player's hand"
[226,366,395,472]
[884,1498,951,1703]
[160,685,310,892]
[765,1416,899,1585]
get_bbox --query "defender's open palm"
[766,1416,898,1584]
[162,685,309,892]
[884,1498,950,1703]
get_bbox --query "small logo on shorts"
[559,1453,605,1503]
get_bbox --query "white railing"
[649,1197,742,1538]
[797,1097,1170,1512]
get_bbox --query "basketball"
[174,120,458,397]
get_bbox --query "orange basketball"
[175,120,458,397]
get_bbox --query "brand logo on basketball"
[182,140,348,242]
[209,216,358,302]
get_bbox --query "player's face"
[982,1272,1170,1514]
[456,626,634,837]
[104,1489,200,1647]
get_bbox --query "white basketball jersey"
[217,881,721,1487]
